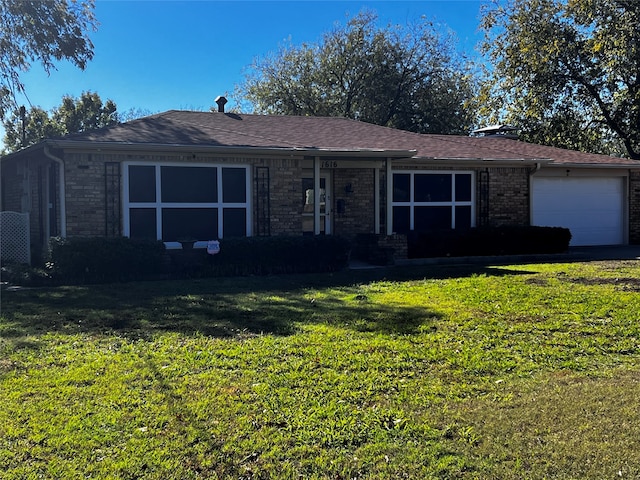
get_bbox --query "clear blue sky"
[16,0,485,116]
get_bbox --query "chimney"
[215,96,228,113]
[471,124,519,139]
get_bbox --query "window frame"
[391,170,475,232]
[123,162,252,248]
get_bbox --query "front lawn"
[1,261,640,479]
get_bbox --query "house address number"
[321,161,339,168]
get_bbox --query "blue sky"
[16,0,485,116]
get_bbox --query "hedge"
[171,235,351,277]
[48,237,167,284]
[45,235,351,284]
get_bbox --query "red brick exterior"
[333,168,377,238]
[484,167,531,226]
[629,171,640,244]
[4,147,640,262]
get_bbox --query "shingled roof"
[31,110,640,167]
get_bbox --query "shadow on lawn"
[1,264,531,342]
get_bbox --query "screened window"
[125,163,250,245]
[391,171,474,233]
[129,165,156,202]
[161,166,217,203]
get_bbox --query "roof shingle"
[52,110,640,167]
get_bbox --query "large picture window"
[392,171,474,233]
[124,163,251,246]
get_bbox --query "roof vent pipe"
[215,96,228,113]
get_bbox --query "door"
[532,176,624,246]
[302,173,331,234]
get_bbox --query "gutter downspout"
[43,145,66,237]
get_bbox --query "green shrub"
[48,237,167,284]
[408,226,572,258]
[0,262,51,287]
[170,236,351,277]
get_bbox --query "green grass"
[2,260,640,479]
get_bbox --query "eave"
[47,139,417,160]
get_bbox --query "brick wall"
[21,151,537,243]
[64,152,106,237]
[333,168,376,238]
[265,158,302,235]
[60,152,306,238]
[484,167,530,226]
[379,233,408,259]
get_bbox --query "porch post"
[314,156,321,235]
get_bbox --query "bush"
[0,262,52,287]
[170,236,351,277]
[48,237,167,284]
[408,226,572,258]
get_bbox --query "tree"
[480,0,640,159]
[237,11,478,135]
[2,91,118,153]
[51,91,117,133]
[118,107,155,123]
[0,0,97,119]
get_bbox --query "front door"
[302,173,331,235]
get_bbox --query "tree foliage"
[480,0,640,159]
[3,91,117,153]
[238,11,478,135]
[0,0,97,119]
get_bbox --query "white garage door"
[532,177,625,246]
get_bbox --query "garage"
[531,176,625,246]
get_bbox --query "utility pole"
[19,105,26,148]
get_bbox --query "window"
[124,163,250,245]
[391,171,474,233]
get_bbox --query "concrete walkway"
[568,245,640,261]
[350,245,640,269]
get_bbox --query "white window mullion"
[451,204,456,229]
[451,174,457,229]
[217,167,225,237]
[471,173,476,227]
[155,165,162,240]
[409,172,415,230]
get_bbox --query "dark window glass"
[161,166,217,203]
[415,174,451,202]
[222,168,247,203]
[223,208,247,237]
[129,166,156,202]
[455,174,472,202]
[392,206,410,233]
[162,208,218,241]
[415,206,452,231]
[455,206,472,230]
[130,208,157,240]
[393,174,411,202]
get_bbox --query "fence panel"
[0,211,30,265]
